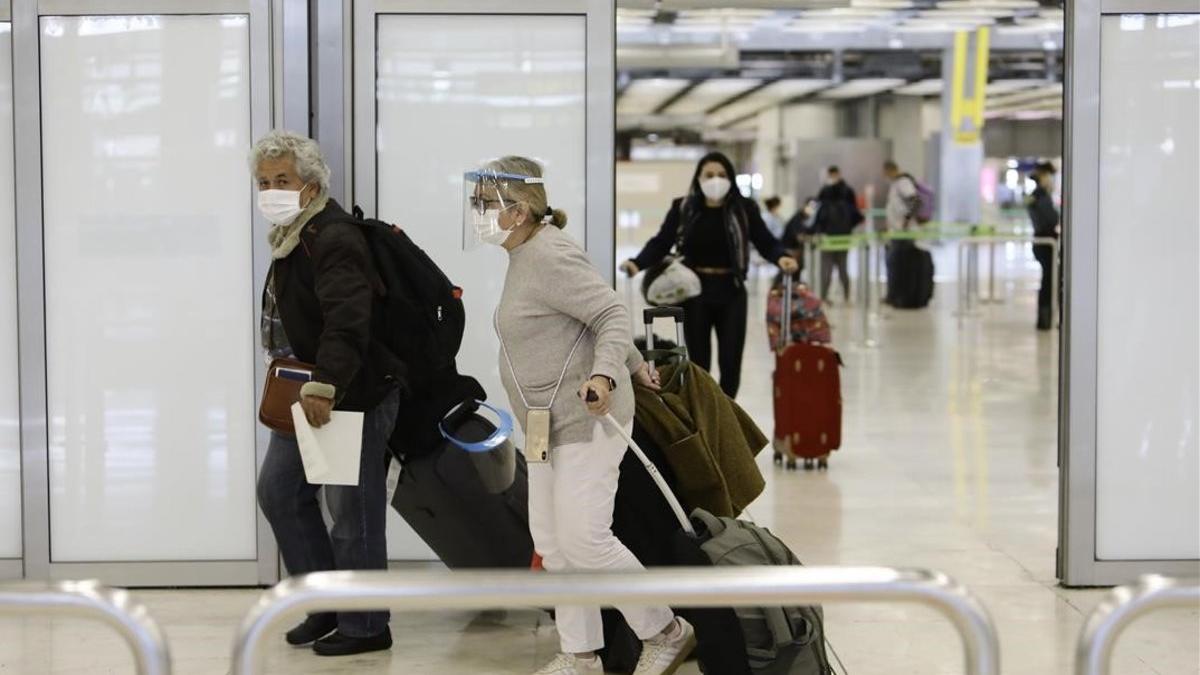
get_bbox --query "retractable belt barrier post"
[0,580,171,675]
[231,567,1001,675]
[1075,575,1199,675]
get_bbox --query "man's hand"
[619,260,640,277]
[778,256,799,274]
[301,395,334,428]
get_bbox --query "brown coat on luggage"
[633,361,768,517]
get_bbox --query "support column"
[938,28,990,224]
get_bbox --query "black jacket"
[632,197,786,283]
[269,200,404,412]
[814,181,864,236]
[1027,186,1059,238]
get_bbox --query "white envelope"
[290,403,364,485]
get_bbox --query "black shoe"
[313,628,393,657]
[285,613,338,646]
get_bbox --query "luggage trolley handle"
[779,273,796,350]
[641,306,687,390]
[642,306,685,352]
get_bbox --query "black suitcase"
[390,409,534,569]
[888,243,934,309]
[606,425,753,675]
[389,407,642,672]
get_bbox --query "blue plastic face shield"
[438,400,519,494]
[462,168,544,250]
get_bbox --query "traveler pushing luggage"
[467,157,696,675]
[596,308,835,675]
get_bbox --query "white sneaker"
[634,618,697,674]
[534,653,604,675]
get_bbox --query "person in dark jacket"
[252,130,403,657]
[1026,161,1060,330]
[619,152,798,398]
[813,166,864,304]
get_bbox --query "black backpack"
[342,205,466,388]
[340,207,486,458]
[818,199,855,236]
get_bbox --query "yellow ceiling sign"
[950,27,991,145]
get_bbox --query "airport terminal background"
[0,1,1198,674]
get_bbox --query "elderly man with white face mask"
[250,130,403,658]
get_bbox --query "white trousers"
[529,419,674,653]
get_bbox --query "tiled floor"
[2,246,1197,674]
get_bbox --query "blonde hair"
[486,156,568,229]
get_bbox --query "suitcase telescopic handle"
[780,272,795,349]
[643,306,685,353]
[643,306,684,324]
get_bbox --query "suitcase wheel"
[773,452,783,466]
[818,457,829,471]
[803,458,815,471]
[787,458,798,471]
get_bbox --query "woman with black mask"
[620,152,798,398]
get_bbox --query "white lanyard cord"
[495,312,588,411]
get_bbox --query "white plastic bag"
[645,258,702,306]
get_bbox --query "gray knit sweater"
[496,226,643,447]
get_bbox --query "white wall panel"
[374,14,586,559]
[40,15,257,562]
[0,23,19,560]
[1095,13,1200,560]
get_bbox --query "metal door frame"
[1058,0,1200,586]
[13,0,283,586]
[345,0,616,278]
[0,0,18,583]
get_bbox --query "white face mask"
[700,176,731,202]
[474,208,514,246]
[258,186,308,226]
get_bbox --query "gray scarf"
[267,192,330,259]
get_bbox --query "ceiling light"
[617,78,692,115]
[895,79,944,95]
[785,21,870,33]
[662,78,763,115]
[936,0,1038,9]
[850,0,915,7]
[819,78,906,99]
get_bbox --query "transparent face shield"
[462,168,544,250]
[438,400,518,494]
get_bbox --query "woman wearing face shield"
[251,130,403,657]
[470,156,696,675]
[620,152,799,399]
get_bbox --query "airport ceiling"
[615,0,1065,131]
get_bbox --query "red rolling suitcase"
[773,274,843,471]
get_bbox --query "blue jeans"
[257,388,400,637]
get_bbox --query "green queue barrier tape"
[815,234,864,252]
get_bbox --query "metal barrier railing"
[0,579,171,675]
[954,235,1059,323]
[231,567,1000,675]
[1075,575,1200,675]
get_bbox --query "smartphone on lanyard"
[525,409,551,463]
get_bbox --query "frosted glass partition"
[40,15,258,562]
[0,22,19,561]
[1095,14,1200,560]
[374,14,586,559]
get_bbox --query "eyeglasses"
[469,195,505,215]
